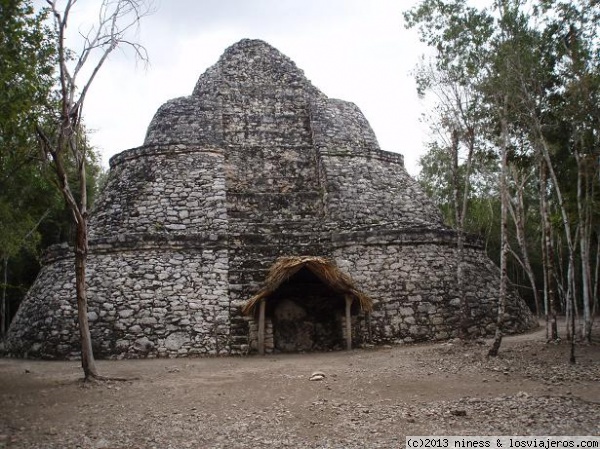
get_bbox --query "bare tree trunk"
[593,235,599,325]
[508,166,540,316]
[75,218,97,377]
[452,127,475,340]
[75,147,98,378]
[567,250,576,363]
[450,129,468,340]
[570,285,576,364]
[576,152,593,343]
[540,161,559,340]
[489,105,509,357]
[1,256,7,338]
[568,236,578,322]
[541,227,549,339]
[38,0,151,380]
[38,125,99,379]
[536,132,577,361]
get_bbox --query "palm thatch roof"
[242,256,373,316]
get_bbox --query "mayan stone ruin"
[6,39,536,358]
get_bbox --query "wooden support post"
[258,298,266,355]
[345,295,352,351]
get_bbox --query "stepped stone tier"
[7,39,536,359]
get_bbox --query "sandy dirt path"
[1,323,598,448]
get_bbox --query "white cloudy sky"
[64,0,434,176]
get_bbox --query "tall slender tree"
[405,0,600,358]
[36,0,151,380]
[405,0,495,339]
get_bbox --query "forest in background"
[0,0,103,337]
[406,0,599,343]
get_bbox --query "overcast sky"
[66,0,432,176]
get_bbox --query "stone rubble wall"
[143,96,224,147]
[145,40,324,149]
[90,145,228,238]
[5,226,536,359]
[309,99,444,230]
[226,230,331,354]
[7,242,231,359]
[245,313,366,354]
[5,256,79,358]
[225,144,324,225]
[333,231,537,343]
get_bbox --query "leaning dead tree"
[37,0,151,380]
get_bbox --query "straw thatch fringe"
[242,256,373,316]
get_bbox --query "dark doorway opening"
[242,256,374,355]
[267,267,350,352]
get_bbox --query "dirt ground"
[1,323,599,449]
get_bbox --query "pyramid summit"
[7,40,536,358]
[191,39,321,96]
[145,39,325,148]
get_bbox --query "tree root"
[82,373,139,383]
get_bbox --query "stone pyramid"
[7,39,536,358]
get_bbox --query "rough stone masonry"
[6,39,537,359]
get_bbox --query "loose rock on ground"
[0,324,598,448]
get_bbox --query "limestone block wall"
[309,99,380,157]
[309,99,444,230]
[226,231,331,353]
[144,96,224,146]
[145,39,324,149]
[7,227,536,359]
[333,230,537,343]
[225,145,324,225]
[6,256,80,358]
[7,240,231,359]
[319,151,444,229]
[246,313,365,354]
[90,145,227,238]
[219,92,314,148]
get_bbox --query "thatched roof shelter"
[242,256,373,316]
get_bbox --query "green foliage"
[0,0,55,144]
[0,0,54,331]
[0,0,55,259]
[404,0,495,84]
[0,0,104,330]
[418,141,499,239]
[406,0,600,319]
